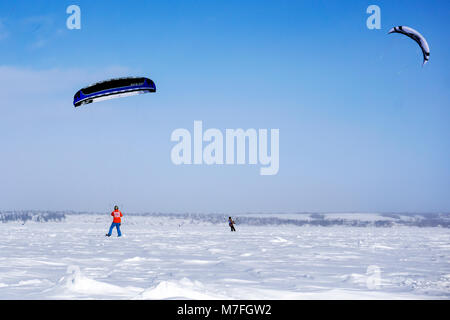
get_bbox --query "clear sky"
[0,0,449,213]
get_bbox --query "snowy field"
[0,213,449,300]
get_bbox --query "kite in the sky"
[73,77,156,107]
[388,26,430,66]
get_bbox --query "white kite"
[388,26,430,66]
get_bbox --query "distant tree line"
[8,210,447,228]
[0,211,66,223]
[124,212,450,228]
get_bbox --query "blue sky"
[0,0,449,213]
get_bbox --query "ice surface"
[0,214,449,299]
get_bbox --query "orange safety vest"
[111,210,123,223]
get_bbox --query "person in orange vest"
[106,205,123,237]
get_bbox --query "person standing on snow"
[228,217,236,232]
[106,205,123,237]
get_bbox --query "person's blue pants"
[108,222,122,237]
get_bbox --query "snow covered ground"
[0,213,449,300]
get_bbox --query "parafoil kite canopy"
[73,77,156,107]
[388,26,430,66]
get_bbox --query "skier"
[228,217,236,232]
[106,205,123,237]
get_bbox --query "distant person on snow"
[228,217,236,232]
[106,206,123,237]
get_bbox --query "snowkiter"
[106,206,123,237]
[228,217,236,232]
